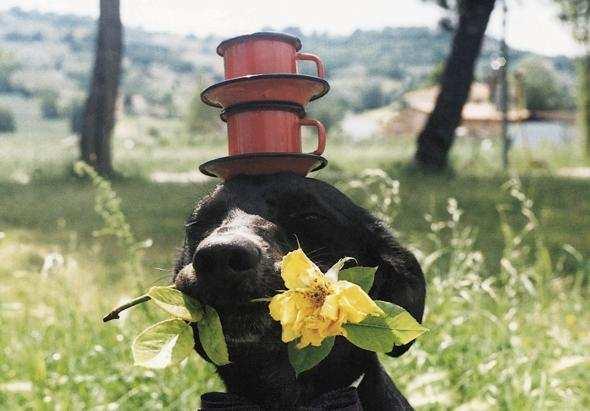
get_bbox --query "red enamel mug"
[217,32,325,80]
[221,104,326,156]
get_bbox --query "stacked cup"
[199,32,330,180]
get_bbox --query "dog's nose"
[193,236,261,276]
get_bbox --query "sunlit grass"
[1,96,589,408]
[1,169,588,409]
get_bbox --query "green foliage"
[106,283,227,368]
[288,337,335,376]
[0,49,19,92]
[516,57,575,111]
[197,306,231,366]
[554,0,590,44]
[0,8,580,118]
[67,99,85,135]
[337,267,376,293]
[132,319,195,369]
[307,95,348,131]
[185,82,221,135]
[0,161,589,408]
[343,301,427,353]
[426,61,446,86]
[147,285,203,322]
[73,161,152,274]
[0,104,590,408]
[40,90,61,120]
[0,106,16,133]
[359,81,389,110]
[344,169,401,228]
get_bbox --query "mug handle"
[300,118,326,155]
[296,52,326,78]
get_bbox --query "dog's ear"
[360,214,426,357]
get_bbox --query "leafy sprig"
[104,270,230,369]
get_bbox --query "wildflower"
[269,248,383,348]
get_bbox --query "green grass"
[1,98,589,409]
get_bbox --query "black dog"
[174,173,426,410]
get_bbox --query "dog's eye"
[292,212,326,224]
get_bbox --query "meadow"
[1,95,589,409]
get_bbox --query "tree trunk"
[80,0,123,176]
[415,0,496,171]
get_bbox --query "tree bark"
[80,0,123,177]
[415,0,496,171]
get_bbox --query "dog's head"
[174,173,425,357]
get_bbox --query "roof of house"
[404,83,530,123]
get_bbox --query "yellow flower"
[269,248,383,348]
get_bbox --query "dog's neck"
[209,308,369,409]
[213,308,300,408]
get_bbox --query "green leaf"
[197,306,230,366]
[325,257,356,282]
[376,300,428,345]
[338,266,377,293]
[343,301,428,352]
[375,300,406,317]
[132,319,194,369]
[343,315,395,353]
[147,286,203,322]
[288,337,335,376]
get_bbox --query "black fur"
[173,173,426,410]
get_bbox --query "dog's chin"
[190,280,281,351]
[194,286,252,308]
[202,297,280,352]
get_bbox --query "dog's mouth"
[176,262,282,310]
[179,267,283,347]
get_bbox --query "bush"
[40,90,61,119]
[358,82,388,111]
[67,99,85,135]
[185,83,221,134]
[516,57,575,111]
[0,49,20,92]
[307,95,348,131]
[0,106,16,133]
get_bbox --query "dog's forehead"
[191,173,358,224]
[218,174,335,204]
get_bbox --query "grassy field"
[1,98,589,409]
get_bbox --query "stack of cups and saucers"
[199,32,330,180]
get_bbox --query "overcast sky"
[1,0,583,57]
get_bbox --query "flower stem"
[103,295,151,322]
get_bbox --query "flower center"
[304,280,332,308]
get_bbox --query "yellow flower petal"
[319,294,340,321]
[281,248,323,289]
[334,281,383,322]
[281,326,299,343]
[270,249,385,349]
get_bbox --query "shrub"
[358,81,388,111]
[0,49,20,92]
[516,57,575,111]
[307,95,348,131]
[0,106,16,133]
[185,83,221,134]
[40,90,61,119]
[67,99,85,135]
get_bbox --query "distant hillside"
[0,7,576,119]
